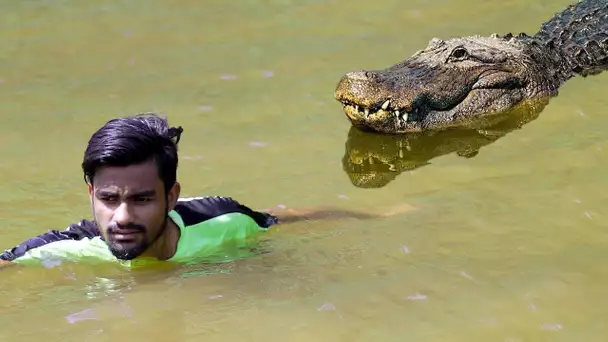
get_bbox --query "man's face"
[88,160,179,260]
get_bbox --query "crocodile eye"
[449,47,469,59]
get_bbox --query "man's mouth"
[110,230,142,242]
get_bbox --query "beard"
[106,215,168,261]
[108,238,149,260]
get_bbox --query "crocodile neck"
[532,0,608,83]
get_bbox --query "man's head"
[82,113,182,260]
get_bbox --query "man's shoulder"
[0,220,100,261]
[64,219,101,237]
[174,196,278,228]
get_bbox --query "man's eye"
[100,196,118,203]
[134,197,153,202]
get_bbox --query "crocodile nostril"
[344,70,369,81]
[344,70,380,81]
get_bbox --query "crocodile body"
[334,0,608,133]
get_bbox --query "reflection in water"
[342,99,549,188]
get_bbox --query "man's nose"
[113,202,133,225]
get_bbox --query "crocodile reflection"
[342,99,548,188]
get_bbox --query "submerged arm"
[0,259,16,269]
[264,203,417,224]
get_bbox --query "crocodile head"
[334,35,554,133]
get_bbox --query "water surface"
[1,0,607,341]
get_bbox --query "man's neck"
[141,217,181,261]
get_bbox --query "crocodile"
[342,99,547,188]
[334,0,607,133]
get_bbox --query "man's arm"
[263,203,417,224]
[0,219,100,263]
[176,196,416,227]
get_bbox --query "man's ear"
[167,182,181,211]
[87,183,94,202]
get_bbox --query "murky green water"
[1,0,607,340]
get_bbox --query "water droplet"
[407,293,427,300]
[65,308,97,324]
[317,302,336,311]
[460,271,474,281]
[220,74,238,80]
[248,141,267,147]
[541,323,563,331]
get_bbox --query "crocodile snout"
[334,70,385,109]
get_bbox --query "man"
[0,113,414,268]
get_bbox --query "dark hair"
[82,113,183,193]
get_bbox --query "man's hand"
[0,260,15,269]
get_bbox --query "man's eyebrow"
[95,189,117,197]
[95,189,157,197]
[129,189,157,197]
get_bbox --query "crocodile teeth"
[381,100,390,110]
[364,108,369,116]
[393,110,408,122]
[354,105,359,111]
